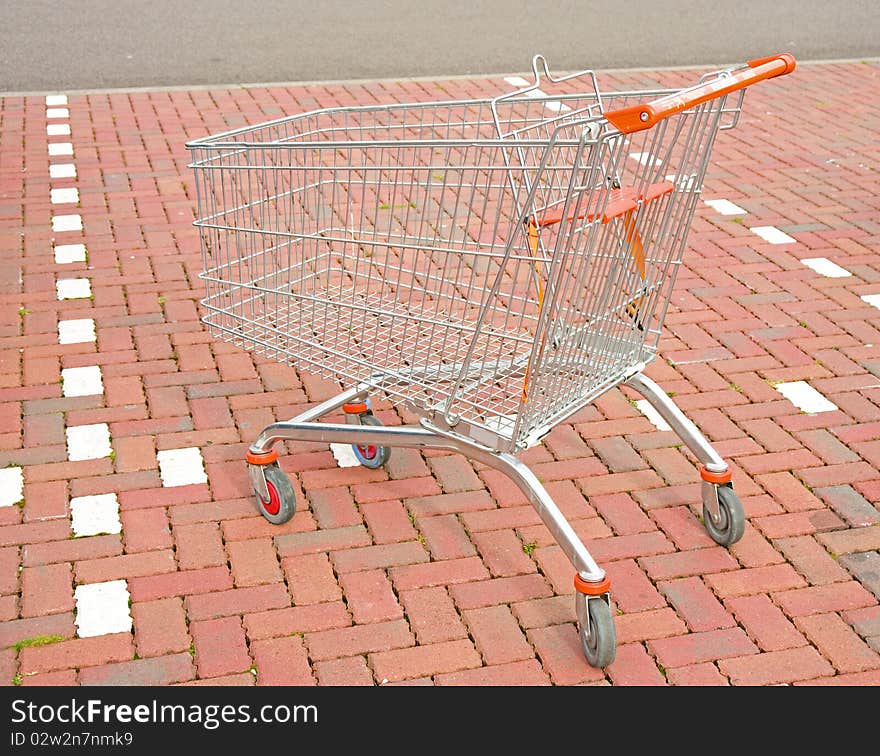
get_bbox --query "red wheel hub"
[357,444,378,460]
[260,481,281,515]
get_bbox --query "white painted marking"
[483,414,518,435]
[51,214,82,232]
[750,226,796,244]
[330,443,361,468]
[56,278,91,300]
[635,399,672,431]
[705,199,747,215]
[70,493,120,537]
[54,243,87,264]
[48,142,73,157]
[58,318,96,344]
[46,107,70,119]
[46,123,71,136]
[50,188,79,205]
[543,100,571,113]
[49,163,76,179]
[862,294,880,310]
[157,447,208,487]
[61,365,103,397]
[67,423,112,461]
[800,258,851,278]
[666,173,695,190]
[775,381,838,414]
[503,77,571,112]
[45,95,68,106]
[74,580,132,638]
[0,467,24,507]
[630,152,663,167]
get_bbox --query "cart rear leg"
[625,371,746,545]
[245,393,618,667]
[435,435,618,668]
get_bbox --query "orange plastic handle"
[605,53,796,134]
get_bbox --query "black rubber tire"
[577,595,617,668]
[351,414,391,469]
[256,463,297,525]
[703,483,746,546]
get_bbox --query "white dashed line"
[750,226,796,244]
[54,243,87,264]
[45,95,68,106]
[630,152,662,167]
[61,365,103,397]
[775,381,838,414]
[74,580,132,637]
[542,100,571,113]
[70,493,121,537]
[330,443,362,468]
[46,107,69,119]
[66,423,112,461]
[48,142,73,157]
[51,214,82,232]
[635,400,672,432]
[58,318,96,344]
[56,278,92,300]
[49,163,77,179]
[800,258,851,278]
[157,447,208,487]
[503,76,571,113]
[666,174,695,190]
[50,188,79,205]
[705,199,747,215]
[0,467,24,507]
[46,123,71,136]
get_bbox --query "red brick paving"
[1,60,879,686]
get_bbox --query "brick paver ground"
[1,59,879,686]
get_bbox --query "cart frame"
[188,53,796,668]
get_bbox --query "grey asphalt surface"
[1,1,878,92]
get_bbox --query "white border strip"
[801,258,851,278]
[7,56,874,98]
[775,381,837,414]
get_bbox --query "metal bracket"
[249,463,270,503]
[701,480,723,525]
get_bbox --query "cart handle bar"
[605,53,796,134]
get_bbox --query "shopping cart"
[187,53,796,668]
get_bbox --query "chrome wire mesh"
[188,80,733,451]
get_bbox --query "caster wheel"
[351,414,391,469]
[254,462,297,525]
[576,592,617,668]
[703,483,745,546]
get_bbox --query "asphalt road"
[1,1,878,92]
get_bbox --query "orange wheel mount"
[246,448,278,466]
[342,402,369,415]
[700,465,731,485]
[574,573,612,596]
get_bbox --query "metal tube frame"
[248,386,607,585]
[247,366,734,585]
[624,370,729,522]
[624,371,726,470]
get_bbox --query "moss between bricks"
[10,635,65,652]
